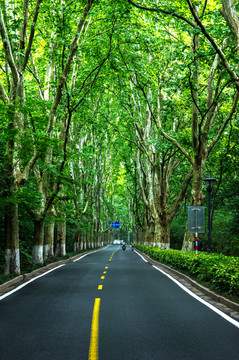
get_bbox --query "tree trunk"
[4,202,20,274]
[182,161,205,251]
[182,28,203,251]
[145,219,155,246]
[159,216,170,249]
[44,221,55,260]
[221,0,239,55]
[55,220,66,257]
[153,217,161,247]
[73,232,81,252]
[32,219,44,264]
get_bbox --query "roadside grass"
[0,273,18,286]
[136,244,239,304]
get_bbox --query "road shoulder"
[0,247,107,297]
[136,249,239,322]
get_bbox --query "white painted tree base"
[32,245,43,264]
[74,242,80,252]
[4,249,20,274]
[157,242,170,250]
[55,244,66,257]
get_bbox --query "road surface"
[0,245,238,360]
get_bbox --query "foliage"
[0,0,239,274]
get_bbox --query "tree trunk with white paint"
[55,218,66,257]
[44,221,55,260]
[4,202,20,274]
[73,232,81,252]
[32,219,44,264]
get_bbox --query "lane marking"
[135,250,148,262]
[88,298,101,360]
[109,249,118,262]
[1,247,108,301]
[103,271,106,274]
[98,285,103,290]
[101,276,105,280]
[152,265,239,329]
[0,265,65,301]
[73,249,101,262]
[135,251,239,329]
[105,267,108,269]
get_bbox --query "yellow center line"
[101,276,105,279]
[109,249,117,262]
[88,298,101,360]
[98,285,103,290]
[103,271,106,274]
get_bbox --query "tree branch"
[169,167,193,222]
[127,0,196,28]
[221,0,239,54]
[0,5,19,90]
[21,0,43,72]
[207,91,239,153]
[161,130,193,164]
[19,0,29,50]
[186,0,239,90]
[46,0,95,134]
[136,150,149,209]
[0,79,9,103]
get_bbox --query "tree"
[0,0,95,273]
[127,0,239,250]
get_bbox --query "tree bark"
[73,232,81,252]
[44,220,55,260]
[32,219,44,264]
[221,0,239,55]
[182,161,205,250]
[4,202,20,274]
[55,218,66,257]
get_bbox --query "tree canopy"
[0,0,238,274]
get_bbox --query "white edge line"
[135,250,239,329]
[0,264,65,301]
[135,250,148,262]
[152,265,239,329]
[73,249,103,262]
[0,247,107,300]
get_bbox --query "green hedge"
[136,245,239,299]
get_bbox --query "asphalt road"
[0,245,238,360]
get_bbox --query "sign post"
[188,206,205,254]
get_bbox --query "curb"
[0,275,24,292]
[137,249,239,313]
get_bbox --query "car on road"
[113,240,124,245]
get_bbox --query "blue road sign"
[110,222,120,228]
